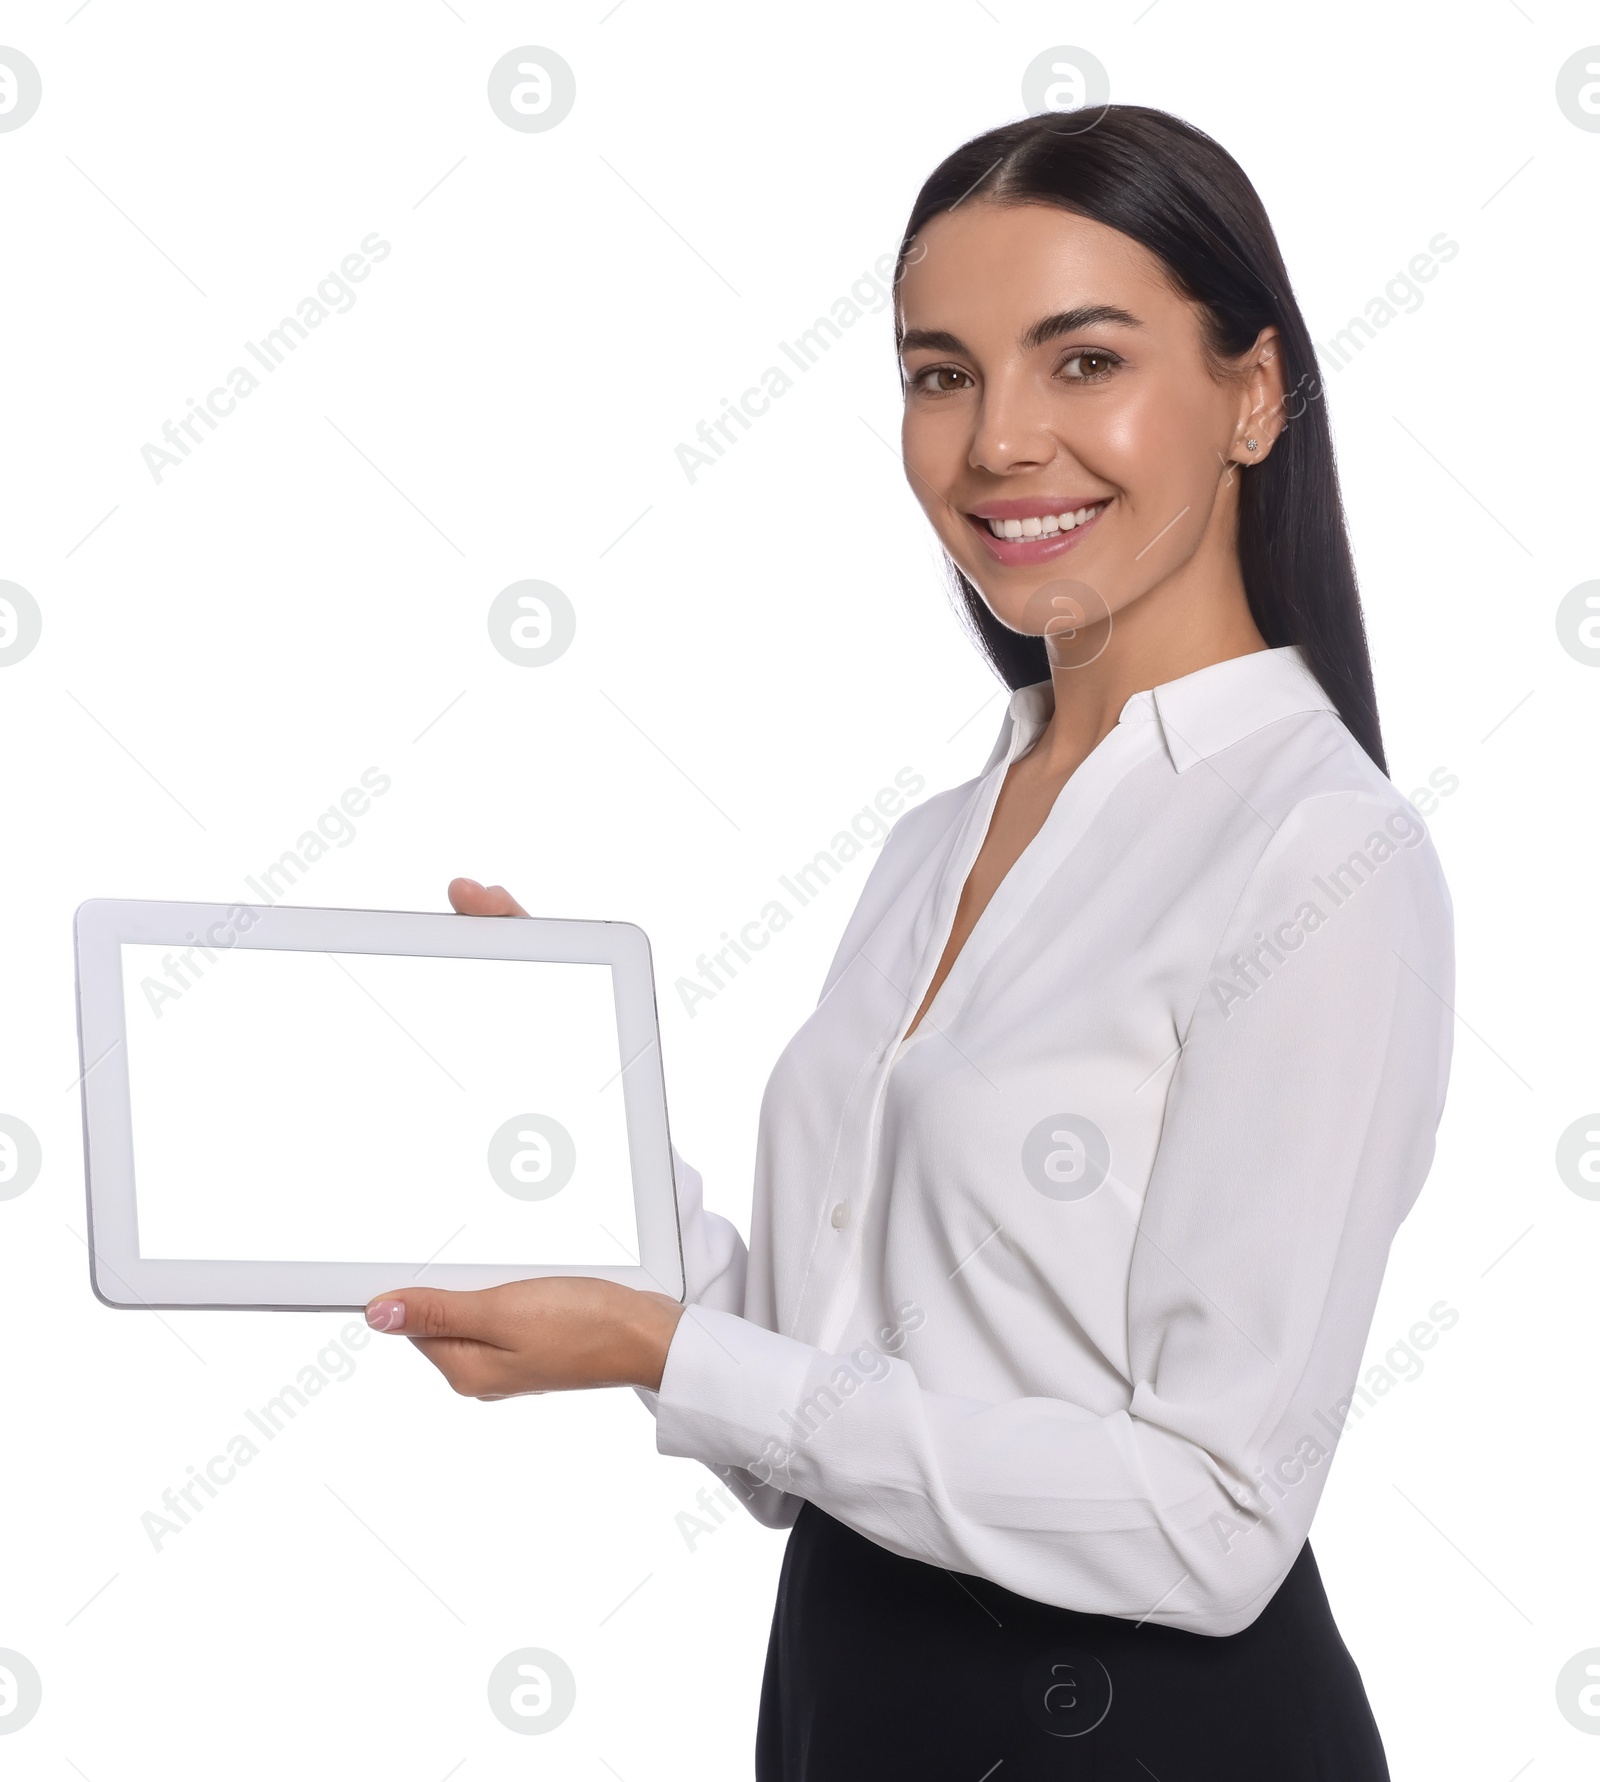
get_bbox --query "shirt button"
[830,1202,850,1229]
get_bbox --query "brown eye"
[1062,350,1119,380]
[911,365,972,393]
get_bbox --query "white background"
[0,4,1595,1778]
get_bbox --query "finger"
[447,877,530,918]
[364,1285,516,1347]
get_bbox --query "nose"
[967,365,1059,475]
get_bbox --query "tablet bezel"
[74,898,685,1310]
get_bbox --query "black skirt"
[756,1501,1389,1781]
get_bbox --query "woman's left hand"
[363,1277,686,1397]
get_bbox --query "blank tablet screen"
[118,943,640,1268]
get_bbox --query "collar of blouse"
[985,644,1338,777]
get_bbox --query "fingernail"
[366,1298,406,1332]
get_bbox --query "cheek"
[900,408,972,532]
[1090,389,1177,476]
[1101,377,1226,495]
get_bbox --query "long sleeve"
[662,1145,747,1316]
[633,1147,802,1530]
[648,788,1455,1634]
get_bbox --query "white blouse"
[641,644,1454,1636]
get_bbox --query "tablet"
[73,898,684,1310]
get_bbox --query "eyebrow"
[1021,304,1143,350]
[897,304,1143,359]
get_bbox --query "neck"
[1028,532,1268,774]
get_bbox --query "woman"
[364,106,1453,1778]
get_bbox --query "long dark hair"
[894,105,1387,774]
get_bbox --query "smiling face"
[896,200,1282,656]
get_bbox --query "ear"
[1229,325,1286,467]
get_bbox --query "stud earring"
[1245,437,1259,450]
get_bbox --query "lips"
[964,499,1111,565]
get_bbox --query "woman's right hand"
[447,877,529,918]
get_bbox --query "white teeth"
[985,502,1103,540]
